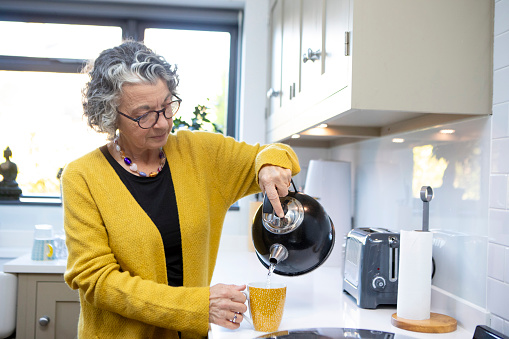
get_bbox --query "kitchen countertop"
[3,250,474,339]
[209,250,472,339]
[3,253,66,274]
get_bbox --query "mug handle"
[241,291,253,327]
[46,243,54,258]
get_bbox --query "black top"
[100,145,183,286]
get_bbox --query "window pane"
[0,71,107,195]
[0,21,122,60]
[144,29,231,133]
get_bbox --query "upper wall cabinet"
[266,0,494,146]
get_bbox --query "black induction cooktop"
[255,328,395,339]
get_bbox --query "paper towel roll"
[396,230,433,320]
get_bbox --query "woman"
[61,40,300,338]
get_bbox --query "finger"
[265,185,284,218]
[231,312,244,324]
[228,285,247,303]
[209,304,243,329]
[275,182,289,197]
[230,301,248,315]
[210,284,245,300]
[216,316,241,330]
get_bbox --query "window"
[0,4,240,199]
[144,28,232,134]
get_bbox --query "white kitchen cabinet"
[281,0,300,109]
[15,274,79,339]
[266,0,493,145]
[300,0,323,97]
[267,0,283,120]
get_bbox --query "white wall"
[314,117,491,331]
[488,0,509,333]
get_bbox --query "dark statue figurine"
[0,146,22,200]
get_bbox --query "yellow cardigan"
[62,130,300,339]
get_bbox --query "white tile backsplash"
[507,176,509,209]
[494,31,509,71]
[492,138,509,173]
[491,314,505,334]
[492,103,509,139]
[489,209,509,247]
[489,242,506,281]
[490,175,508,209]
[505,247,509,283]
[493,67,509,105]
[489,1,509,331]
[495,0,509,35]
[487,278,509,320]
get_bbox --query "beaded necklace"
[113,137,166,177]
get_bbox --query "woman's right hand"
[209,283,247,329]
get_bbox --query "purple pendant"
[123,157,132,166]
[139,171,147,177]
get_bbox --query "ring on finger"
[232,313,238,323]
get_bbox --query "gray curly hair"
[82,40,179,140]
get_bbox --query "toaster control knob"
[372,276,386,291]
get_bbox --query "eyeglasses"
[117,95,182,129]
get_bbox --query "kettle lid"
[262,193,304,234]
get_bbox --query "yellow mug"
[244,282,286,332]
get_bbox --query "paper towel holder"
[391,186,457,333]
[391,312,457,333]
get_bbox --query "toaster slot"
[389,245,398,282]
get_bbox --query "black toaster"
[343,227,400,309]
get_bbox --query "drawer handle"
[303,48,321,63]
[39,316,50,326]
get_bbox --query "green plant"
[172,104,223,134]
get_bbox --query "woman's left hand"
[258,165,292,218]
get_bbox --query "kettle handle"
[262,179,298,214]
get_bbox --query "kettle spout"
[269,243,288,264]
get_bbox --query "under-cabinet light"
[291,134,301,139]
[392,138,405,143]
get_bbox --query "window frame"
[0,2,242,203]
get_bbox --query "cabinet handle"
[266,88,280,99]
[302,48,321,63]
[39,316,50,326]
[345,31,351,56]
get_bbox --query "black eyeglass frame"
[116,95,182,129]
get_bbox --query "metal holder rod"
[420,186,433,232]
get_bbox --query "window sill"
[0,196,62,206]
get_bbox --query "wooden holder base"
[391,312,457,333]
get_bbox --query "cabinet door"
[281,0,301,108]
[267,0,283,120]
[35,281,80,339]
[300,0,324,97]
[322,0,350,98]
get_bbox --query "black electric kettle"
[252,180,335,276]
